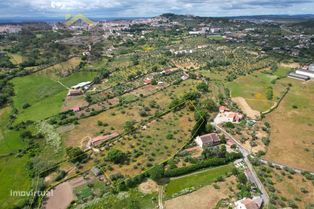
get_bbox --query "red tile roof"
[199,133,220,144]
[91,132,119,146]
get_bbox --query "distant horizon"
[1,13,314,24]
[1,0,314,21]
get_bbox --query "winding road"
[215,125,270,206]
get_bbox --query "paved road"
[215,125,270,206]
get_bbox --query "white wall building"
[234,196,263,209]
[295,69,314,79]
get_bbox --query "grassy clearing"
[8,53,25,65]
[11,71,97,122]
[81,189,157,209]
[165,164,234,197]
[0,155,31,209]
[273,66,291,78]
[0,107,31,209]
[227,71,279,112]
[0,107,27,154]
[265,78,314,171]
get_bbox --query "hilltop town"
[0,13,314,209]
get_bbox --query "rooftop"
[199,133,220,144]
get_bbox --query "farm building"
[194,133,220,148]
[288,72,310,81]
[67,89,82,96]
[71,81,92,90]
[91,167,101,176]
[226,112,243,123]
[234,196,263,209]
[214,106,243,124]
[295,69,314,79]
[181,72,189,80]
[88,132,119,147]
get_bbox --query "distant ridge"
[64,14,94,27]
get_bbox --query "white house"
[234,196,263,209]
[195,133,220,148]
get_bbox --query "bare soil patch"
[44,182,74,209]
[232,97,260,119]
[165,176,237,209]
[138,179,158,194]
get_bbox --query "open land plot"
[231,97,260,119]
[0,155,32,209]
[36,57,81,78]
[165,176,238,209]
[101,107,195,177]
[8,53,25,65]
[0,107,32,208]
[264,78,314,171]
[62,95,88,111]
[44,181,74,209]
[255,165,314,208]
[79,189,157,209]
[165,164,234,198]
[11,71,97,122]
[63,79,202,147]
[227,71,282,112]
[0,107,27,154]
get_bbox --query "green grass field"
[0,107,27,154]
[0,155,31,209]
[273,66,291,78]
[0,107,31,209]
[227,72,278,111]
[11,71,97,122]
[165,164,234,197]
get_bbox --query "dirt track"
[232,97,260,119]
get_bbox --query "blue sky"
[0,0,314,18]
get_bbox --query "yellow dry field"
[36,57,81,77]
[264,78,314,171]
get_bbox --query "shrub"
[106,149,128,164]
